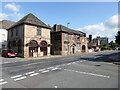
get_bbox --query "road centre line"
[25,71,35,75]
[0,81,7,85]
[0,79,4,82]
[64,69,110,78]
[47,67,54,69]
[39,69,46,72]
[14,76,27,81]
[11,75,22,79]
[27,62,44,66]
[41,70,50,73]
[30,73,39,77]
[51,68,61,71]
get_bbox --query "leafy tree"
[109,41,119,49]
[101,43,109,50]
[115,31,120,45]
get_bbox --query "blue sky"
[1,2,118,42]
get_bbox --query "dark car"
[2,49,17,58]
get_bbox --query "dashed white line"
[0,79,4,82]
[14,76,27,81]
[39,69,46,72]
[25,71,35,75]
[11,75,22,79]
[30,73,39,77]
[51,68,61,71]
[0,81,7,85]
[28,62,44,66]
[47,67,54,69]
[41,70,50,73]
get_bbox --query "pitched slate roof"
[52,24,86,35]
[0,20,16,29]
[8,13,51,30]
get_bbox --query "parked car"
[94,49,98,52]
[2,49,17,58]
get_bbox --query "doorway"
[40,41,47,56]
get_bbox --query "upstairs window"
[78,45,80,51]
[82,37,85,42]
[37,27,41,35]
[16,27,18,36]
[77,36,80,41]
[65,34,68,41]
[72,35,75,42]
[11,30,13,37]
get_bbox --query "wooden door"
[29,47,33,57]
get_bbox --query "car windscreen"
[7,50,14,52]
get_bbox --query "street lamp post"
[67,22,70,55]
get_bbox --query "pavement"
[0,50,119,88]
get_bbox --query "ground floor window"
[65,45,68,53]
[78,45,80,51]
[2,44,5,49]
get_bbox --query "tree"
[115,31,120,45]
[101,43,109,50]
[109,41,119,49]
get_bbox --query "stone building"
[7,13,51,57]
[51,24,88,55]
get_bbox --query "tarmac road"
[0,50,119,88]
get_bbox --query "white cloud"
[0,13,8,20]
[5,3,20,12]
[78,14,118,42]
[10,12,24,21]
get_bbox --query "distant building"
[7,13,51,57]
[51,24,88,55]
[96,36,108,46]
[87,35,108,52]
[0,20,15,53]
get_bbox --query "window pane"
[65,34,68,41]
[72,35,74,42]
[37,27,41,35]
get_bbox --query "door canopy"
[29,40,38,47]
[40,41,47,47]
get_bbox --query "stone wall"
[24,24,51,57]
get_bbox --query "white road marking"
[25,71,35,75]
[55,65,60,67]
[30,73,39,77]
[41,70,50,73]
[64,69,110,78]
[51,68,61,71]
[80,61,83,62]
[54,86,58,88]
[28,62,44,66]
[3,62,9,64]
[39,69,46,72]
[47,67,54,69]
[72,62,76,64]
[11,75,22,79]
[0,79,4,82]
[0,81,7,85]
[14,76,27,81]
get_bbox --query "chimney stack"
[53,24,57,31]
[89,34,92,42]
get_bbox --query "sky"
[0,2,118,42]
